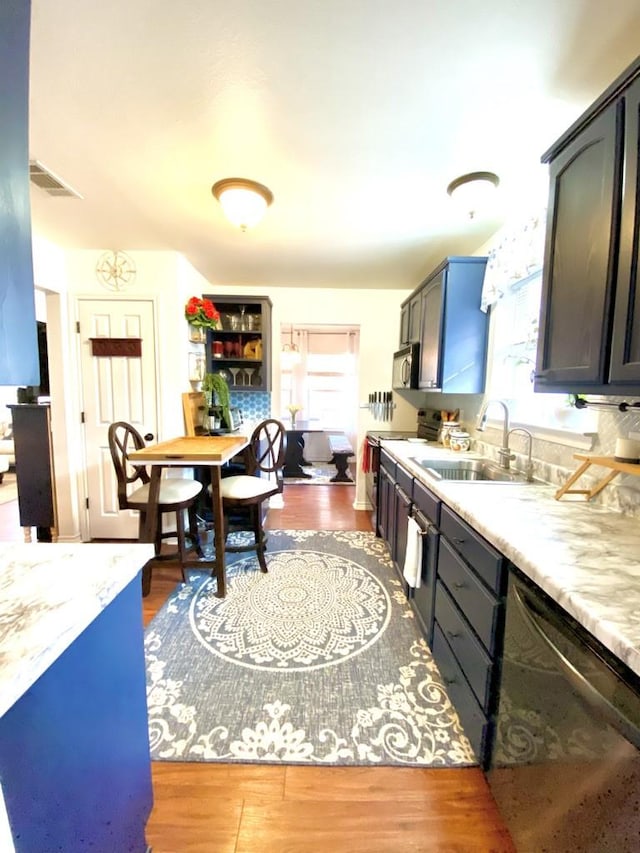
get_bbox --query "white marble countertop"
[382,440,640,678]
[0,543,153,718]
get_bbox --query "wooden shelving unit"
[555,454,640,501]
[203,295,272,392]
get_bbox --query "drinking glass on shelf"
[229,367,241,387]
[224,340,234,358]
[244,367,255,386]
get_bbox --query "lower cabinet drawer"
[432,623,490,764]
[380,449,396,478]
[413,478,440,527]
[435,581,494,713]
[395,464,413,499]
[440,505,504,593]
[438,538,502,656]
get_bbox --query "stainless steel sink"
[410,457,531,483]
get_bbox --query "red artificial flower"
[184,296,220,328]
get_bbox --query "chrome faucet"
[508,427,535,482]
[476,399,514,469]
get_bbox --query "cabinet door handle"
[446,630,460,639]
[444,675,457,685]
[453,581,465,590]
[452,537,465,544]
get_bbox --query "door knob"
[144,433,154,441]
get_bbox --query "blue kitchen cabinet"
[417,256,489,393]
[0,0,39,387]
[535,57,640,393]
[432,505,508,767]
[0,575,153,852]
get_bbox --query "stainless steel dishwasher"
[488,567,640,852]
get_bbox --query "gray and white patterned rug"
[144,530,476,766]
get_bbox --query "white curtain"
[481,210,546,312]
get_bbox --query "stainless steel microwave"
[392,343,420,389]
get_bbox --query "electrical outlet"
[629,431,640,441]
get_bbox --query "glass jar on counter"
[439,421,460,447]
[449,429,471,452]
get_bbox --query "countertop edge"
[0,543,153,718]
[382,440,640,679]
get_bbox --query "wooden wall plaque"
[90,338,142,357]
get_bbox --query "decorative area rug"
[284,462,354,485]
[0,473,17,506]
[144,530,476,767]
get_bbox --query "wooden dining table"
[128,434,249,598]
[283,421,323,478]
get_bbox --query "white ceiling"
[28,0,640,290]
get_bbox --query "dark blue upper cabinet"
[417,256,489,394]
[0,0,39,387]
[535,57,640,394]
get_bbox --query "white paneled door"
[78,298,158,539]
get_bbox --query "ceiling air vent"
[29,160,83,198]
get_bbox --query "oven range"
[364,430,416,516]
[364,409,444,515]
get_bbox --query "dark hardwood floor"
[0,478,514,852]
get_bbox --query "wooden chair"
[108,421,204,583]
[219,419,286,573]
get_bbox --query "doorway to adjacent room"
[279,324,359,463]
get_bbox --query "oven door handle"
[512,581,640,748]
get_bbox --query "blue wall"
[0,0,39,386]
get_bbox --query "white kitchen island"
[0,542,154,853]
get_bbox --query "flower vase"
[290,414,296,428]
[188,324,206,343]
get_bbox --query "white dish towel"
[403,516,423,588]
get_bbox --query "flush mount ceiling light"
[211,178,274,231]
[446,171,500,219]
